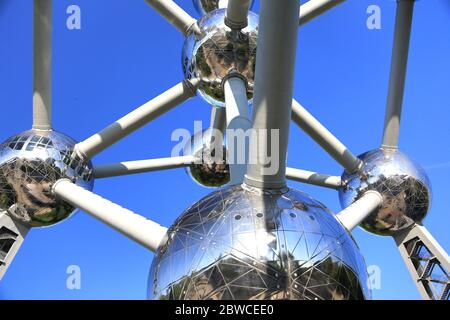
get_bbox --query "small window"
[0,227,18,262]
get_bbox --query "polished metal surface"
[182,9,258,107]
[339,148,431,236]
[193,0,255,16]
[148,185,370,300]
[0,130,94,228]
[183,128,230,188]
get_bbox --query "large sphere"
[193,0,255,16]
[182,9,258,107]
[148,185,371,300]
[183,128,230,188]
[0,130,94,228]
[339,149,431,236]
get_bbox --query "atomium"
[183,128,230,188]
[339,148,431,236]
[193,0,255,16]
[148,185,371,300]
[0,130,94,228]
[182,9,258,107]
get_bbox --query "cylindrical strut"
[53,179,168,252]
[33,0,52,131]
[245,0,301,189]
[382,0,415,149]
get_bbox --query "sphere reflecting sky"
[149,185,371,300]
[339,148,431,236]
[0,130,94,228]
[182,9,258,107]
[183,128,230,188]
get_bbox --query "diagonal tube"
[381,0,415,149]
[94,156,195,179]
[53,179,167,252]
[291,99,362,173]
[300,0,346,26]
[336,191,383,231]
[225,0,252,29]
[75,79,199,159]
[33,0,52,130]
[286,167,342,189]
[144,0,199,36]
[245,0,300,189]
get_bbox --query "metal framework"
[0,0,449,301]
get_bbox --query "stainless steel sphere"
[193,0,255,16]
[148,185,371,300]
[182,9,258,107]
[183,128,230,188]
[339,148,431,236]
[0,130,94,228]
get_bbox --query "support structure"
[94,156,195,179]
[291,99,362,173]
[336,191,383,231]
[394,224,450,300]
[32,0,52,131]
[224,76,252,184]
[75,79,198,159]
[53,179,167,252]
[286,167,341,189]
[210,105,227,135]
[381,0,415,149]
[0,213,29,280]
[300,0,346,26]
[144,0,199,36]
[225,0,252,29]
[245,0,300,189]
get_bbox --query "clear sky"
[0,0,449,300]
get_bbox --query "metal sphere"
[183,128,230,188]
[339,148,431,236]
[192,0,255,16]
[148,185,371,300]
[182,9,258,107]
[0,130,94,228]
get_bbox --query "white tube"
[210,105,227,134]
[286,167,342,189]
[245,0,300,189]
[300,0,346,26]
[381,0,414,149]
[75,79,198,159]
[94,156,195,179]
[336,191,383,231]
[291,99,362,173]
[225,0,252,29]
[224,76,252,184]
[33,0,52,130]
[53,180,168,252]
[144,0,199,36]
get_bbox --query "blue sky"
[0,0,449,300]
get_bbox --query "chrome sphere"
[148,185,371,300]
[183,128,230,188]
[182,9,258,107]
[0,130,94,228]
[193,0,255,16]
[339,149,431,236]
